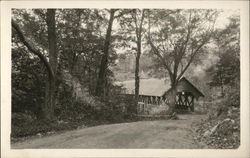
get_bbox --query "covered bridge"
[117,77,204,113]
[117,78,169,105]
[164,77,205,112]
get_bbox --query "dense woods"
[11,9,240,148]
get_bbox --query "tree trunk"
[43,9,57,121]
[166,79,177,115]
[134,43,141,113]
[95,9,116,97]
[133,9,145,113]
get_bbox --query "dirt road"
[12,114,206,149]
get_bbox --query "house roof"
[116,78,170,96]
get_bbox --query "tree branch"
[114,9,133,19]
[148,39,173,76]
[176,38,208,81]
[12,20,54,79]
[147,10,174,78]
[133,10,139,40]
[138,9,145,37]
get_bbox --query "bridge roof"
[116,78,170,96]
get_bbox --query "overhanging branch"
[148,39,173,77]
[176,38,209,81]
[12,20,54,79]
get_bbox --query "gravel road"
[12,114,207,149]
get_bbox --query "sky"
[215,9,239,29]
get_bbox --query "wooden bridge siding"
[137,92,195,114]
[138,95,162,105]
[137,95,164,114]
[175,92,194,112]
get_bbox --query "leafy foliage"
[193,15,240,149]
[207,15,240,106]
[12,36,47,116]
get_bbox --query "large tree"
[147,9,218,114]
[44,9,57,120]
[132,9,146,110]
[12,9,57,120]
[116,9,146,112]
[95,9,132,98]
[95,9,117,97]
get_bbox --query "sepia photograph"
[1,0,249,158]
